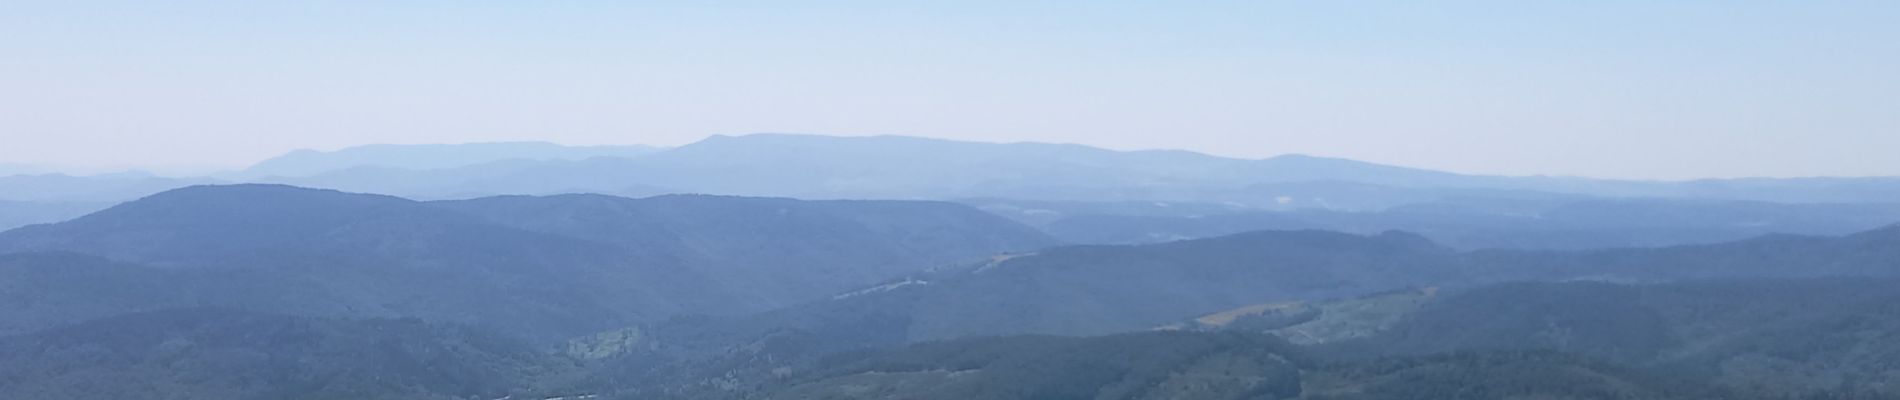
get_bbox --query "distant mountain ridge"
[0,200,111,232]
[0,163,48,176]
[1031,197,1900,250]
[11,134,1900,208]
[0,173,218,203]
[238,141,664,178]
[254,134,1900,204]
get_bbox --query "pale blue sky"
[1,1,1895,179]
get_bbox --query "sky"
[1,1,1896,179]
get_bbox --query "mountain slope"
[0,309,586,400]
[1042,198,1900,250]
[620,280,1894,399]
[595,330,1719,400]
[1461,224,1900,281]
[0,252,189,336]
[1299,350,1719,400]
[0,185,728,341]
[769,332,1307,400]
[0,199,112,231]
[434,193,1058,305]
[622,229,1461,364]
[0,184,1055,341]
[618,225,1900,365]
[1335,279,1900,397]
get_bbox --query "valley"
[4,137,1899,400]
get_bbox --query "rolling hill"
[1328,279,1900,397]
[1039,198,1900,250]
[608,224,1900,368]
[0,308,588,400]
[0,199,112,231]
[433,193,1058,305]
[588,329,1725,400]
[0,184,1055,341]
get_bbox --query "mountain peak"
[27,184,421,241]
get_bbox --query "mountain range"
[6,182,1900,398]
[1007,196,1900,249]
[236,141,664,179]
[10,133,1900,206]
[10,134,1900,245]
[0,184,1052,342]
[8,135,1900,399]
[253,134,1900,204]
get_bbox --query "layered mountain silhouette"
[9,135,1900,400]
[434,193,1057,304]
[0,172,216,203]
[237,141,664,178]
[0,184,1052,341]
[11,134,1900,207]
[265,134,1900,204]
[0,199,109,231]
[1034,197,1900,249]
[618,224,1900,363]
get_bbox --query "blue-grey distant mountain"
[0,200,112,231]
[0,184,1053,341]
[14,134,1900,210]
[238,141,663,178]
[0,173,217,202]
[1030,198,1900,250]
[432,193,1058,305]
[0,163,49,176]
[251,134,1900,206]
[0,185,732,340]
[265,158,679,200]
[502,134,1532,202]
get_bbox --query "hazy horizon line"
[6,132,1897,182]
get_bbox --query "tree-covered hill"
[0,308,591,400]
[1331,279,1900,398]
[0,184,1055,342]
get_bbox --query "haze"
[2,1,1896,179]
[12,3,1900,399]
